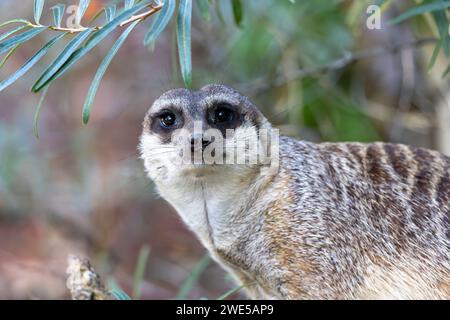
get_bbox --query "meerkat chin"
[139,84,450,300]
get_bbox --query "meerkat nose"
[190,134,212,152]
[201,139,212,150]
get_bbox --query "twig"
[120,4,162,27]
[28,3,163,34]
[250,37,438,92]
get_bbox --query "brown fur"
[215,139,450,299]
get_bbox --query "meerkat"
[139,84,449,300]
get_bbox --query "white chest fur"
[156,167,253,250]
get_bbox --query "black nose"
[191,137,212,151]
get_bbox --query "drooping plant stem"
[26,2,163,34]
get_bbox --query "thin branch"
[28,2,163,34]
[249,37,438,92]
[120,4,162,27]
[47,25,95,33]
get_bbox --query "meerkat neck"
[156,164,277,249]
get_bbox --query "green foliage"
[50,4,65,28]
[231,0,244,27]
[33,0,45,25]
[108,253,242,300]
[144,0,176,47]
[0,33,66,92]
[110,288,132,300]
[432,9,449,57]
[105,5,117,23]
[389,1,450,25]
[33,1,152,93]
[177,0,193,87]
[196,0,211,21]
[216,284,245,300]
[0,26,47,55]
[0,25,29,43]
[76,0,91,26]
[83,20,138,124]
[0,0,189,124]
[173,254,246,300]
[109,279,132,300]
[32,29,90,93]
[125,0,135,10]
[443,64,450,78]
[0,0,448,129]
[389,0,450,77]
[301,81,380,142]
[175,254,210,299]
[0,19,30,28]
[132,245,151,300]
[33,85,49,138]
[0,44,20,68]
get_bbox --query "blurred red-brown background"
[0,0,449,299]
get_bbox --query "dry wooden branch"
[66,255,113,300]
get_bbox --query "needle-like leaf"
[443,64,450,78]
[76,0,91,26]
[82,20,139,124]
[175,255,209,300]
[0,26,47,56]
[0,45,20,69]
[428,40,442,70]
[105,5,117,23]
[33,85,50,138]
[34,0,45,25]
[32,0,151,93]
[176,0,192,87]
[144,0,176,47]
[109,281,132,300]
[0,24,29,43]
[231,0,243,27]
[0,19,30,29]
[32,29,92,92]
[51,4,66,28]
[196,0,211,21]
[389,1,450,25]
[432,10,449,57]
[0,33,66,92]
[124,0,135,10]
[216,284,245,300]
[132,245,150,300]
[110,288,132,300]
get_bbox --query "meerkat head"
[139,84,278,183]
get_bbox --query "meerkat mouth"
[180,163,221,178]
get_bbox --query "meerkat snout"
[190,133,213,152]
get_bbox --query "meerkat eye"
[213,104,236,124]
[159,112,177,128]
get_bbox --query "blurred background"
[0,0,449,299]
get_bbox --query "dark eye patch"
[149,108,184,143]
[207,102,242,133]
